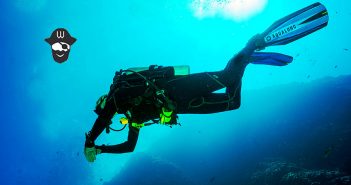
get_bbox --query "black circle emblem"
[265,35,272,42]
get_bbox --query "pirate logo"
[45,28,76,63]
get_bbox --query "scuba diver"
[84,2,329,162]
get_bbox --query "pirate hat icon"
[45,28,76,45]
[45,28,77,63]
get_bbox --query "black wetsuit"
[86,41,256,154]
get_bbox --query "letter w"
[57,31,65,39]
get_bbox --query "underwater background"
[1,0,351,184]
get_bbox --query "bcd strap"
[131,123,145,129]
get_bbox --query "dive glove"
[84,132,101,162]
[84,146,102,163]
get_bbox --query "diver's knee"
[127,142,137,153]
[128,146,136,153]
[130,145,136,152]
[228,100,241,110]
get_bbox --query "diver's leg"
[163,36,259,114]
[164,35,258,98]
[164,72,227,100]
[178,81,242,114]
[222,34,259,83]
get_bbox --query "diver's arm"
[96,124,140,153]
[85,116,111,147]
[85,99,117,147]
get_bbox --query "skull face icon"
[45,28,76,63]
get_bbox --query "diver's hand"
[84,146,102,163]
[84,132,101,162]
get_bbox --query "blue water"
[1,0,351,184]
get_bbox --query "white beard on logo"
[50,42,71,63]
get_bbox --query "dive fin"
[259,2,329,48]
[250,52,293,66]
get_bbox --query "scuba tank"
[127,65,190,76]
[114,65,190,87]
